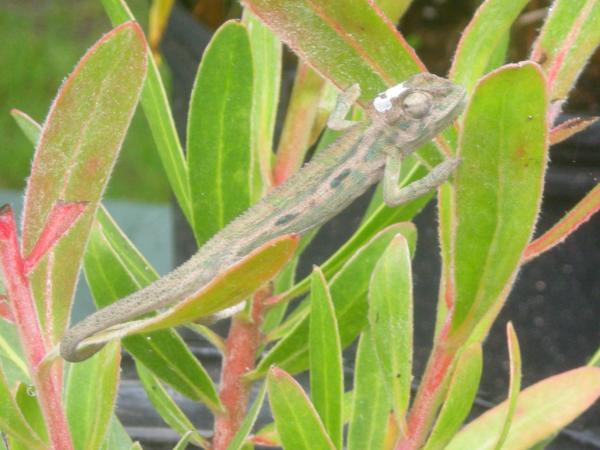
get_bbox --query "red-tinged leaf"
[448,63,548,339]
[24,201,88,275]
[423,344,482,450]
[445,367,600,450]
[493,322,522,450]
[0,297,13,323]
[524,183,600,262]
[274,63,326,185]
[21,22,147,342]
[267,367,336,450]
[550,116,598,145]
[242,0,425,103]
[76,234,298,352]
[530,0,600,101]
[449,0,529,93]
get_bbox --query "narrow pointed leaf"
[187,21,254,245]
[136,362,208,448]
[243,10,281,191]
[550,117,598,145]
[81,232,298,348]
[376,0,413,22]
[309,268,343,449]
[445,367,600,450]
[21,22,147,341]
[524,182,600,262]
[347,329,390,450]
[493,323,522,450]
[449,0,530,93]
[102,0,192,222]
[0,367,46,449]
[226,383,267,450]
[449,63,547,337]
[84,207,221,408]
[423,344,482,450]
[531,0,600,100]
[65,342,121,450]
[368,234,413,424]
[251,224,416,378]
[24,201,87,274]
[173,431,193,450]
[15,382,48,443]
[10,110,41,145]
[100,416,133,450]
[267,367,335,450]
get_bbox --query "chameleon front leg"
[327,83,361,130]
[383,152,460,207]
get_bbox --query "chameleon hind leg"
[327,83,361,130]
[383,152,460,207]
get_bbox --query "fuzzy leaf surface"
[21,22,147,341]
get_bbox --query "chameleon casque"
[60,73,467,362]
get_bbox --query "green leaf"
[449,0,530,93]
[309,268,343,449]
[65,342,121,450]
[445,367,600,450]
[14,383,48,444]
[84,207,221,408]
[251,224,416,378]
[449,63,548,338]
[173,431,194,450]
[242,10,281,193]
[136,362,208,448]
[226,383,267,450]
[531,0,600,100]
[347,329,390,450]
[102,0,192,222]
[423,344,482,450]
[267,367,335,450]
[10,110,41,145]
[21,22,147,342]
[375,0,413,22]
[0,320,29,385]
[368,234,413,425]
[493,322,522,450]
[100,416,133,450]
[242,0,423,103]
[81,229,298,350]
[187,21,254,245]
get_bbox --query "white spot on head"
[373,82,408,112]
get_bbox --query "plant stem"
[0,205,73,450]
[395,315,456,450]
[212,288,270,450]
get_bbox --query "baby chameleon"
[61,72,467,362]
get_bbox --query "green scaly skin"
[60,73,466,361]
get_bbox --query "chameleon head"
[371,73,467,147]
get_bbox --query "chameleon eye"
[402,91,432,118]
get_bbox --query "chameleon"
[60,73,467,362]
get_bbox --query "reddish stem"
[0,205,73,450]
[394,315,456,450]
[212,288,270,450]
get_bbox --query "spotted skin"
[60,73,466,362]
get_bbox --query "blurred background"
[1,1,598,449]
